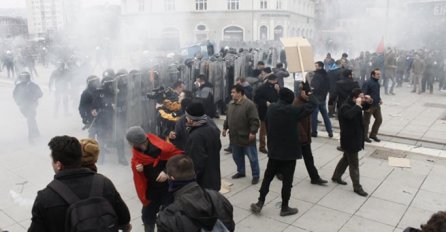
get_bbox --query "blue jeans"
[232,144,260,177]
[311,103,333,135]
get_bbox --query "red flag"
[376,37,385,53]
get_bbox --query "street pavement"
[0,68,445,232]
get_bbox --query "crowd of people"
[7,41,446,232]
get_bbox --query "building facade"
[26,0,80,38]
[0,17,28,38]
[121,0,315,47]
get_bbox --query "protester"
[223,84,260,185]
[362,68,383,143]
[28,136,131,232]
[250,88,317,217]
[331,88,371,197]
[184,102,222,191]
[126,126,183,232]
[156,155,235,232]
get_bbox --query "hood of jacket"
[174,182,218,230]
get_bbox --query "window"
[260,0,267,9]
[196,0,207,10]
[227,0,239,10]
[138,0,145,12]
[164,0,175,11]
[276,0,282,9]
[259,25,268,40]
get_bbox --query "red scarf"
[131,133,183,206]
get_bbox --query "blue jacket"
[362,77,381,107]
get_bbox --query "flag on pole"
[376,37,385,53]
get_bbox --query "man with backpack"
[28,135,131,232]
[156,155,235,232]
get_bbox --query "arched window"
[260,25,268,40]
[223,26,244,41]
[274,25,283,40]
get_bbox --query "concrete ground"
[0,67,445,232]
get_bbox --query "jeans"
[259,159,296,207]
[311,103,333,135]
[232,144,260,177]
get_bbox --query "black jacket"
[28,168,131,232]
[327,68,342,94]
[339,99,365,153]
[265,96,317,160]
[185,123,222,191]
[335,78,360,110]
[362,77,381,107]
[13,81,42,107]
[157,182,235,232]
[172,115,218,150]
[78,87,98,124]
[254,82,279,121]
[311,69,329,102]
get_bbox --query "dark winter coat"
[336,78,360,110]
[254,82,279,121]
[172,115,218,150]
[273,67,290,87]
[362,77,381,107]
[265,96,317,160]
[293,96,312,145]
[311,69,329,102]
[339,99,365,153]
[223,97,260,146]
[194,82,217,118]
[28,168,130,232]
[327,67,342,95]
[156,182,235,232]
[78,87,99,124]
[13,81,42,107]
[185,123,222,191]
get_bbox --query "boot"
[280,206,298,216]
[250,201,264,214]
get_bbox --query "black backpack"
[48,175,119,232]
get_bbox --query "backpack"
[48,175,119,232]
[199,189,230,232]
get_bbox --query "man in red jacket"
[126,126,183,232]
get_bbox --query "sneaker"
[250,201,264,214]
[259,148,268,154]
[280,206,298,216]
[370,136,381,142]
[364,138,372,143]
[311,178,328,186]
[354,188,368,197]
[231,173,246,179]
[331,178,347,185]
[252,177,260,185]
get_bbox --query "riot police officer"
[79,75,101,138]
[13,72,43,143]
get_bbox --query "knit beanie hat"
[126,126,147,144]
[186,102,205,117]
[279,88,295,104]
[79,138,100,172]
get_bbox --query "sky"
[0,0,121,9]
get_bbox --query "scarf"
[168,178,196,192]
[185,113,208,128]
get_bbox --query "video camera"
[147,86,178,104]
